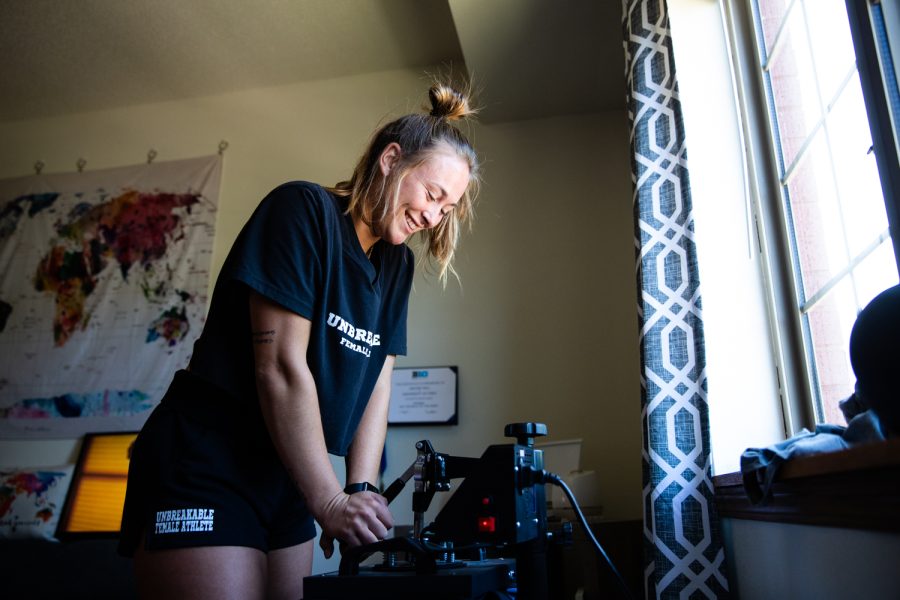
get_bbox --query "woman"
[118,82,480,599]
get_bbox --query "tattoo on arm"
[252,329,275,344]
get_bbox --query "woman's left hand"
[315,489,393,557]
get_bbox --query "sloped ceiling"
[0,0,624,124]
[449,0,624,122]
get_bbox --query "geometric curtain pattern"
[622,1,730,597]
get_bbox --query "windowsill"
[713,437,900,532]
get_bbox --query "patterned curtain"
[622,1,729,598]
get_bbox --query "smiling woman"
[330,83,480,284]
[116,81,481,600]
[372,144,471,244]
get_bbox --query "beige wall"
[722,518,900,599]
[0,67,642,569]
[390,111,642,524]
[0,69,439,278]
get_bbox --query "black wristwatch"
[344,482,379,494]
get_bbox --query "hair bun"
[428,83,475,121]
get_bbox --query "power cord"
[530,468,636,600]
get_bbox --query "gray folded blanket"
[739,393,887,504]
[740,285,898,504]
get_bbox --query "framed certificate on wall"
[388,366,458,425]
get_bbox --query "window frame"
[845,0,900,268]
[721,0,900,434]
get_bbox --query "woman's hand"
[316,491,393,558]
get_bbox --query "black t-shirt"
[189,181,414,455]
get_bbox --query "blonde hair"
[328,82,480,284]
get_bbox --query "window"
[744,0,899,425]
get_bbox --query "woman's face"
[380,144,470,245]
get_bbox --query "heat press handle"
[381,477,405,504]
[380,460,418,504]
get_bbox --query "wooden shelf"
[713,438,900,531]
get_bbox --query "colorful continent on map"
[0,389,153,419]
[0,470,65,521]
[0,193,60,242]
[32,190,201,346]
[146,305,191,346]
[0,193,61,333]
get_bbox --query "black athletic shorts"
[117,370,316,557]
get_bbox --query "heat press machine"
[304,422,632,600]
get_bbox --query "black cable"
[542,471,636,600]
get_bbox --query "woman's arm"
[320,355,395,558]
[344,355,395,487]
[248,291,392,548]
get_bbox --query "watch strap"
[344,482,379,494]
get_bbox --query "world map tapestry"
[0,155,220,438]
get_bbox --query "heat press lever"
[381,461,417,504]
[380,440,476,539]
[379,438,435,508]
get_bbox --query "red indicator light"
[477,516,496,533]
[481,497,491,506]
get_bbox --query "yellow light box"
[56,432,138,539]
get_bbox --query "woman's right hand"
[316,490,393,558]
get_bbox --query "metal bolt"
[382,551,398,567]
